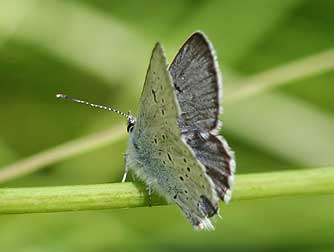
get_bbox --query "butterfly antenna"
[56,93,132,120]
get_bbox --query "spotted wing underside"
[130,43,219,230]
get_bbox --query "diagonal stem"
[0,125,126,183]
[226,49,334,103]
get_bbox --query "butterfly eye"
[127,122,135,133]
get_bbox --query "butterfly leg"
[131,172,136,182]
[146,185,152,207]
[121,168,128,183]
[122,153,129,183]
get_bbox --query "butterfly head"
[126,114,136,133]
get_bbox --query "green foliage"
[0,0,333,251]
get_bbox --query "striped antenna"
[56,93,132,120]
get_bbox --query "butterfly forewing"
[169,32,235,202]
[169,32,221,133]
[127,43,218,230]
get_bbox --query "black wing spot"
[167,152,173,162]
[185,174,188,178]
[183,158,187,163]
[179,176,184,181]
[199,195,218,217]
[162,134,166,140]
[151,89,158,103]
[187,167,191,172]
[184,190,188,194]
[174,82,183,93]
[154,137,157,144]
[161,109,165,115]
[173,194,177,199]
[162,160,166,165]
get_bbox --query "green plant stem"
[0,167,333,214]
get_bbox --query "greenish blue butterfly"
[57,32,235,230]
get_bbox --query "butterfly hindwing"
[127,43,219,230]
[169,32,235,202]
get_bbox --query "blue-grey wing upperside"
[169,32,235,202]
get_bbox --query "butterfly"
[57,31,235,230]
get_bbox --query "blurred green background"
[0,0,333,251]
